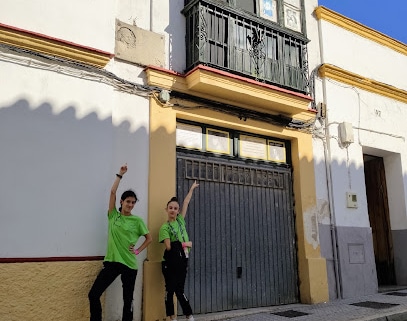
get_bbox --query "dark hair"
[167,196,179,207]
[119,190,138,212]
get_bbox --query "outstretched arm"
[180,180,199,218]
[108,163,127,213]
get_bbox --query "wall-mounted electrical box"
[158,90,170,103]
[346,192,358,208]
[338,122,354,144]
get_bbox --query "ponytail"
[167,196,179,207]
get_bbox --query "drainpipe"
[316,13,343,299]
[322,106,343,299]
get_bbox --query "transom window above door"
[176,120,291,164]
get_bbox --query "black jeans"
[162,258,193,317]
[88,261,138,321]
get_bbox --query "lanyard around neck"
[168,218,185,242]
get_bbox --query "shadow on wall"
[1,96,406,318]
[313,141,407,300]
[0,97,150,321]
[0,98,148,258]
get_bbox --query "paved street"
[193,289,407,321]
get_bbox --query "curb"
[364,312,407,321]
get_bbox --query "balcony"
[182,0,310,94]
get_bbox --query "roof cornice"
[319,64,407,104]
[0,23,113,68]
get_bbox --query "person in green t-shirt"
[159,180,199,321]
[88,164,152,321]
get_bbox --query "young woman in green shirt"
[88,164,152,321]
[159,180,199,321]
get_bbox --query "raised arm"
[108,163,128,213]
[180,180,199,218]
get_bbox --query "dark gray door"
[177,152,299,314]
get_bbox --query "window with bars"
[183,0,309,93]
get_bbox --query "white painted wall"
[313,12,407,231]
[0,61,111,257]
[306,1,335,229]
[305,1,322,73]
[0,1,187,320]
[0,57,150,256]
[0,52,150,321]
[384,154,407,229]
[317,71,407,230]
[313,12,407,296]
[0,0,115,52]
[319,20,407,91]
[0,0,184,71]
[314,81,407,229]
[115,0,186,72]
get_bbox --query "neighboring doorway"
[363,155,396,286]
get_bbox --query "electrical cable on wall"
[321,74,405,143]
[1,42,317,130]
[0,43,162,97]
[156,90,317,130]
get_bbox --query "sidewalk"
[192,289,407,321]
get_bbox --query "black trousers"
[88,261,138,321]
[162,258,193,317]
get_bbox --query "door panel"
[177,152,299,314]
[364,156,395,286]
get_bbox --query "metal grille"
[177,153,299,314]
[183,1,309,94]
[183,158,286,189]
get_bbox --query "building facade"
[0,1,346,320]
[314,7,407,300]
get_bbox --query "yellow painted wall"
[143,67,329,320]
[0,261,102,321]
[144,98,177,321]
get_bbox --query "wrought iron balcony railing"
[183,0,310,94]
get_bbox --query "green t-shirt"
[104,208,149,270]
[159,215,190,260]
[159,214,189,243]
